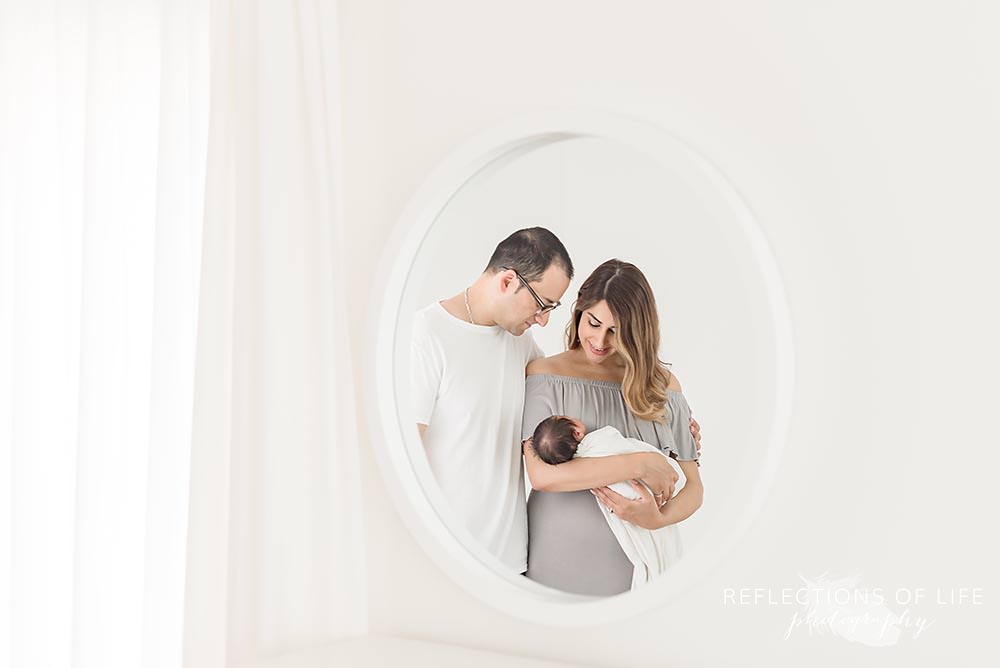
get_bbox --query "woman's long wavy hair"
[566,259,672,423]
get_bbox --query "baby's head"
[531,415,587,465]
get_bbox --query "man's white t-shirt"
[410,302,544,572]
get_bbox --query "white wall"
[336,1,1000,665]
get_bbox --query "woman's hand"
[592,481,666,530]
[638,453,679,500]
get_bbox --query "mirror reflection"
[397,136,776,597]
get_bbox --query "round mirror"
[370,112,794,623]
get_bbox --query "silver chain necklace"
[463,288,476,325]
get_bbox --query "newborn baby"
[531,415,688,498]
[530,414,687,588]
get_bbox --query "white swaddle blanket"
[577,425,687,589]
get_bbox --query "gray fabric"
[521,373,698,596]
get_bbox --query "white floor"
[237,634,587,668]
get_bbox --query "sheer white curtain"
[183,0,367,664]
[1,1,209,666]
[1,0,365,666]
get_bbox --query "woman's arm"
[655,460,703,526]
[524,438,678,495]
[593,459,703,530]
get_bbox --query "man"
[410,227,682,573]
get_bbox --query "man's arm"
[410,311,440,442]
[524,439,678,495]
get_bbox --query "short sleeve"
[410,313,442,425]
[665,391,700,465]
[523,330,545,365]
[521,376,558,442]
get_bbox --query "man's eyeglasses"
[502,266,561,315]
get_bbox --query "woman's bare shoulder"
[526,351,574,376]
[666,368,683,392]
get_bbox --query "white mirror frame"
[366,110,795,625]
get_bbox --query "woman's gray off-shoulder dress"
[521,374,700,596]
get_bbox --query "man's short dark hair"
[484,227,574,283]
[532,416,581,465]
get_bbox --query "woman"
[522,259,704,595]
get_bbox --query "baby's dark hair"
[531,416,581,465]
